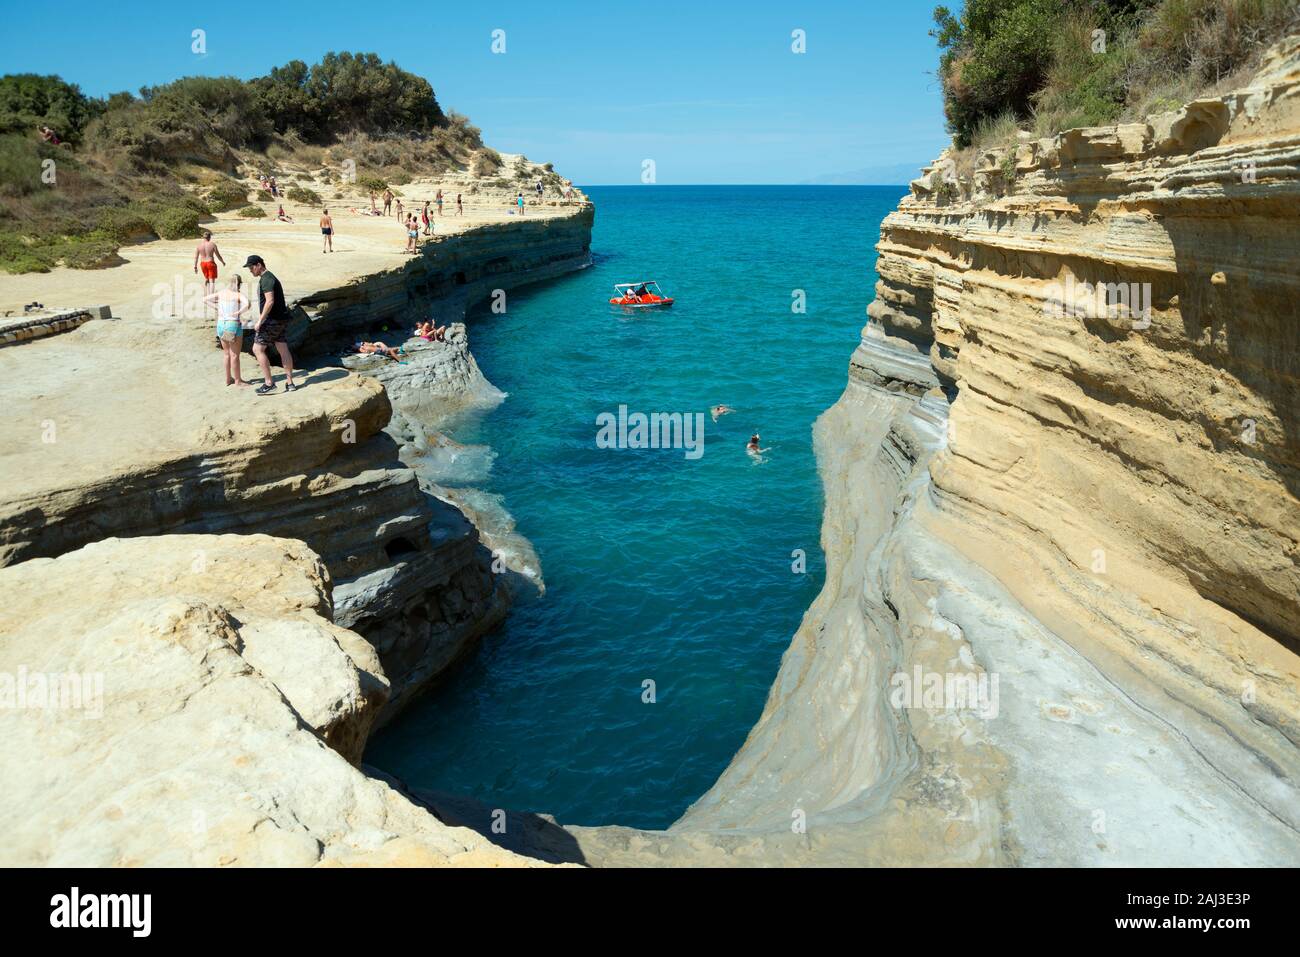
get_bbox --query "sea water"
[365,185,906,829]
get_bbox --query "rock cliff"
[0,535,552,867]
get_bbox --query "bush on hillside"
[0,134,46,197]
[150,204,201,239]
[205,179,250,212]
[285,184,321,205]
[237,204,266,218]
[470,147,502,177]
[932,0,1300,147]
[95,206,154,243]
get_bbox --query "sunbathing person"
[416,320,447,341]
[356,341,404,360]
[276,205,294,223]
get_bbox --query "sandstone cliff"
[0,535,552,867]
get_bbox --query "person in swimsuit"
[203,275,251,387]
[711,404,734,422]
[276,204,293,223]
[516,193,525,216]
[405,215,419,254]
[415,319,447,341]
[456,193,463,216]
[383,189,393,216]
[421,201,430,236]
[320,209,334,253]
[194,231,225,300]
[436,189,444,216]
[747,433,770,457]
[357,341,404,359]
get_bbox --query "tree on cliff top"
[252,52,447,141]
[0,74,101,144]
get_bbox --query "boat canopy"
[613,281,663,295]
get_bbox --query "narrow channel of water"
[366,185,905,829]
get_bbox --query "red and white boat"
[609,281,674,308]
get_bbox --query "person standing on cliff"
[194,231,225,300]
[435,189,444,217]
[456,193,463,216]
[383,188,393,216]
[320,209,334,253]
[516,192,525,216]
[243,255,296,395]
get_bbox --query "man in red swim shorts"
[194,231,225,300]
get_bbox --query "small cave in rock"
[384,536,421,561]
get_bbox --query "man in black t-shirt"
[243,255,297,395]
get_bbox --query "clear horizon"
[0,0,949,185]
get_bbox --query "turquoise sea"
[366,184,907,829]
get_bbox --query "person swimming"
[747,433,770,456]
[711,404,734,421]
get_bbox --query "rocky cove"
[2,35,1300,868]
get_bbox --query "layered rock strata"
[0,535,550,867]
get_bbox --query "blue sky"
[0,0,949,184]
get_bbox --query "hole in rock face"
[454,271,467,285]
[384,536,421,561]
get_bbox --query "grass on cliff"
[0,133,212,272]
[934,0,1300,150]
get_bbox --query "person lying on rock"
[356,341,404,360]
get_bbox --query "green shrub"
[95,206,154,243]
[0,231,53,272]
[237,204,266,218]
[285,184,320,204]
[999,152,1017,188]
[205,179,249,212]
[149,204,200,239]
[0,134,45,197]
[57,236,121,269]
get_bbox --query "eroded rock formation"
[0,535,550,866]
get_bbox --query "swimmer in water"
[747,433,770,455]
[711,404,734,422]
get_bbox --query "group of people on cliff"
[195,234,296,395]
